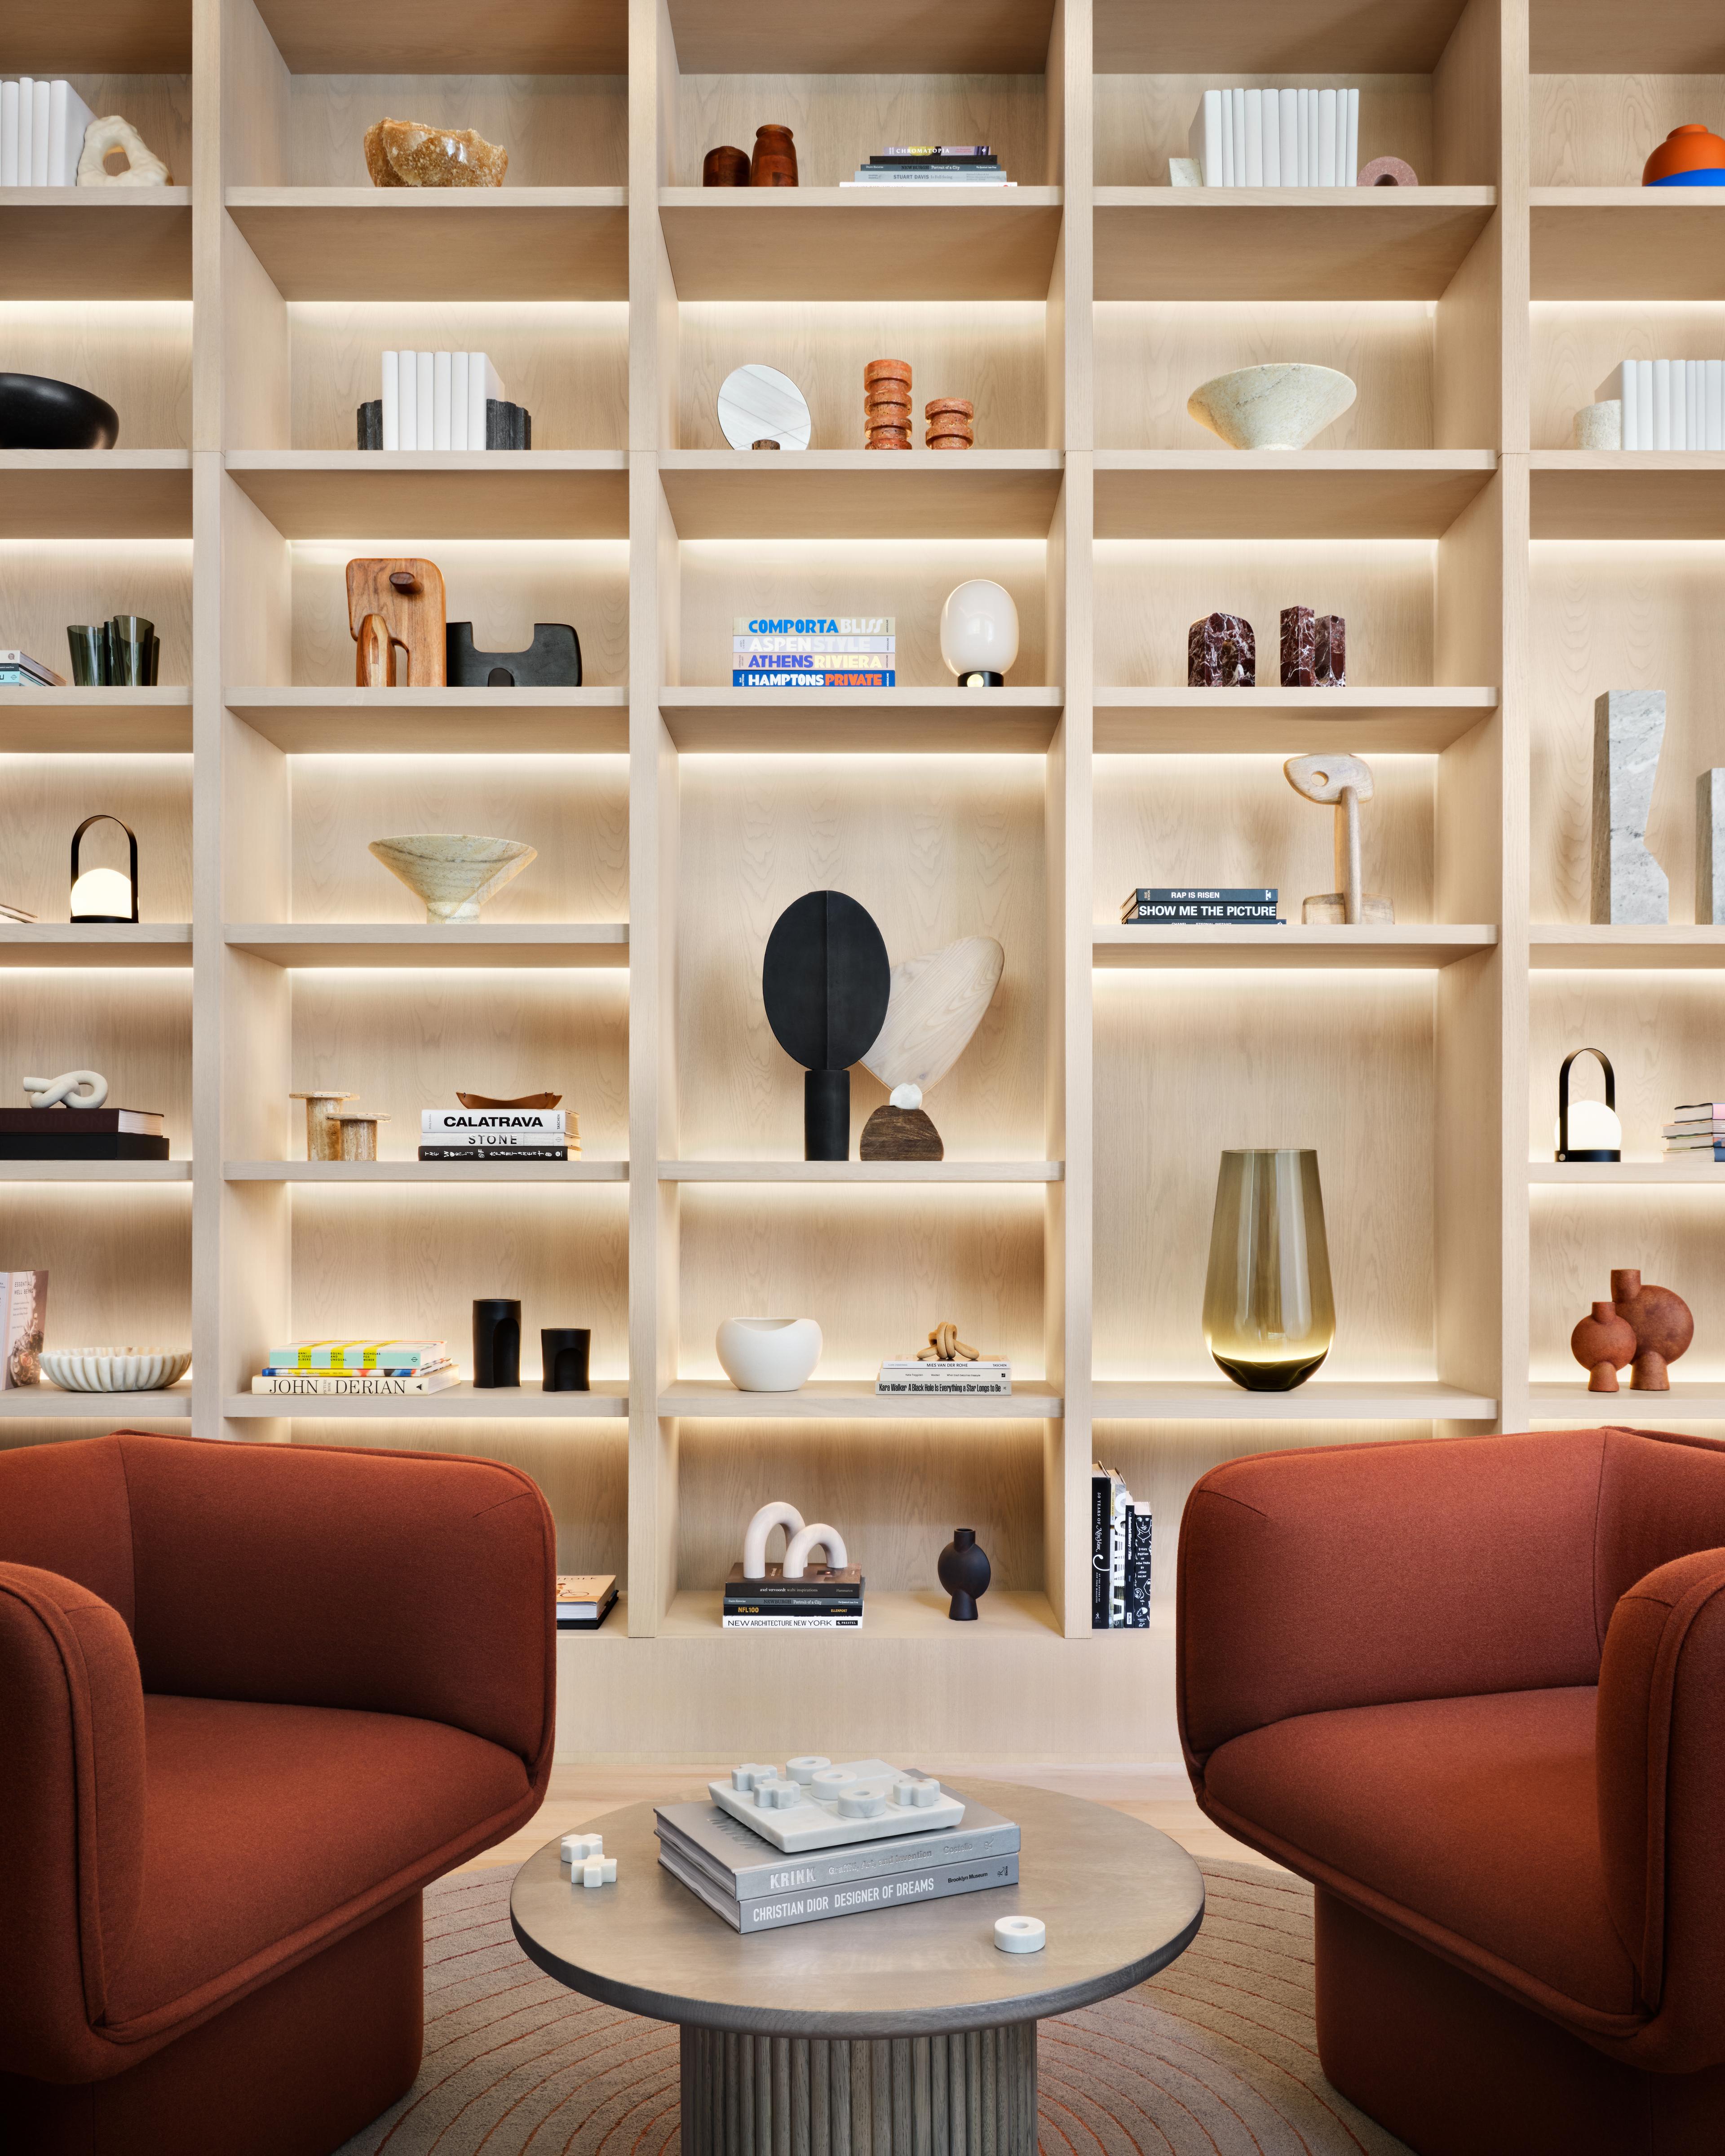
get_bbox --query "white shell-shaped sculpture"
[1186,364,1357,451]
[77,116,172,187]
[782,1523,848,1579]
[742,1500,806,1579]
[1284,751,1374,804]
[23,1069,109,1109]
[862,937,1004,1096]
[717,1317,823,1394]
[368,834,536,923]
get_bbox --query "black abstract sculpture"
[541,1327,591,1392]
[446,622,582,688]
[473,1298,522,1387]
[938,1528,991,1621]
[763,890,891,1161]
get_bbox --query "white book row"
[1597,361,1725,452]
[1,78,97,187]
[381,351,505,453]
[1187,88,1360,188]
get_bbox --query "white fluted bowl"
[42,1348,191,1393]
[1186,363,1358,451]
[715,1317,823,1392]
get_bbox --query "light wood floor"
[462,1763,1284,1876]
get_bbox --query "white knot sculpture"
[77,117,172,188]
[23,1069,109,1109]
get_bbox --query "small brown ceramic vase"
[703,145,751,186]
[1571,1301,1637,1392]
[1610,1268,1694,1391]
[751,126,797,186]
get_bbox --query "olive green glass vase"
[1202,1148,1335,1391]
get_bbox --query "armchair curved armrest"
[1597,1546,1725,2073]
[1179,1430,1610,1771]
[119,1434,556,1773]
[0,1563,145,2078]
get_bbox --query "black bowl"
[0,374,119,450]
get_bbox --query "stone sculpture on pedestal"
[1592,690,1668,924]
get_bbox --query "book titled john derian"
[655,1788,1020,1932]
[734,617,894,689]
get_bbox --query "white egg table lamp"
[940,579,1018,688]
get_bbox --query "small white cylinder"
[994,1916,1046,1954]
[1572,399,1623,451]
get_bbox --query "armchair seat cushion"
[1204,1685,1638,2021]
[105,1695,530,2032]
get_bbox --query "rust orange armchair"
[0,1430,557,2156]
[1178,1425,1725,2156]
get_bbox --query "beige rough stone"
[364,119,508,189]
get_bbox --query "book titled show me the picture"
[733,616,893,689]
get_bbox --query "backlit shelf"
[1530,1162,1725,1185]
[659,1161,1062,1182]
[255,0,626,70]
[1531,189,1725,301]
[225,687,628,755]
[1530,455,1725,542]
[658,1378,1064,1419]
[1094,688,1497,754]
[0,454,192,540]
[1531,926,1725,968]
[667,0,1055,73]
[1528,1383,1725,1419]
[1528,4,1725,77]
[658,189,1062,302]
[0,1161,190,1182]
[1097,0,1471,72]
[1095,188,1495,302]
[1,1383,192,1416]
[1093,925,1497,968]
[0,924,192,967]
[226,189,628,301]
[224,924,628,968]
[0,689,192,755]
[1094,1379,1498,1420]
[225,1160,628,1182]
[226,1382,629,1418]
[0,189,191,300]
[659,1588,1062,1639]
[1095,453,1496,540]
[659,687,1064,754]
[659,452,1065,542]
[224,453,630,541]
[4,1,192,69]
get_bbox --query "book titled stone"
[658,1842,1016,1931]
[251,1368,460,1396]
[655,1789,1020,1902]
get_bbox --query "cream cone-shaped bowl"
[1186,364,1357,451]
[368,834,537,923]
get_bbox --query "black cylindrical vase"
[937,1528,991,1621]
[804,1069,849,1160]
[541,1327,591,1392]
[473,1298,522,1388]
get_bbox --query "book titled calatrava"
[733,616,894,689]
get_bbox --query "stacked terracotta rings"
[863,359,914,449]
[925,398,974,450]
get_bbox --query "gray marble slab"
[1592,689,1669,925]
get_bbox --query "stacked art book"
[722,1562,863,1629]
[876,1357,1011,1396]
[1092,1462,1151,1629]
[1665,1101,1725,1162]
[250,1338,457,1397]
[419,1107,578,1162]
[841,144,1013,187]
[1121,886,1283,926]
[1,650,64,689]
[368,352,531,451]
[0,80,97,186]
[556,1574,618,1630]
[732,616,894,689]
[1596,362,1725,450]
[655,1763,1019,1933]
[0,1105,167,1160]
[1188,88,1360,186]
[2,1270,48,1390]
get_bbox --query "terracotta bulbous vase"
[938,1527,991,1621]
[1610,1268,1694,1391]
[1571,1300,1637,1393]
[751,125,797,186]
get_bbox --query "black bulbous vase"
[938,1528,991,1621]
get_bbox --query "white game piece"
[810,1767,859,1798]
[581,1856,619,1887]
[911,1780,941,1807]
[839,1785,889,1818]
[561,1832,604,1866]
[995,1916,1046,1954]
[732,1763,778,1792]
[756,1780,798,1809]
[893,1779,918,1805]
[786,1756,829,1784]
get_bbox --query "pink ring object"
[1358,156,1419,187]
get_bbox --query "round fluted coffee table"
[510,1778,1203,2156]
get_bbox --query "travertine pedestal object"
[1696,769,1725,924]
[1592,691,1668,924]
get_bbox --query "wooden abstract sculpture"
[347,558,447,688]
[1284,751,1393,925]
[1610,1268,1693,1391]
[860,935,1004,1160]
[918,1323,979,1362]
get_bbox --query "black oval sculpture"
[0,374,119,451]
[762,890,890,1160]
[938,1528,991,1621]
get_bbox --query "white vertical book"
[450,351,469,450]
[1190,92,1222,186]
[398,351,418,451]
[46,80,67,190]
[1243,88,1264,186]
[1707,359,1723,452]
[1671,362,1686,451]
[1279,90,1297,186]
[30,79,49,185]
[1297,89,1310,186]
[1317,89,1338,187]
[1,82,18,187]
[1690,361,1703,451]
[432,350,452,450]
[415,352,433,450]
[469,353,502,447]
[1263,88,1279,186]
[1652,359,1672,450]
[380,351,400,451]
[17,78,34,187]
[1231,88,1247,185]
[1345,88,1359,185]
[1636,360,1654,448]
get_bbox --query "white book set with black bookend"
[0,79,97,187]
[1185,88,1360,188]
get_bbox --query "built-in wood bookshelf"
[3,0,1720,1761]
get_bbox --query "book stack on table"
[1,650,64,690]
[842,146,1014,188]
[722,1562,864,1629]
[0,1107,168,1161]
[1092,1462,1152,1629]
[655,1767,1020,1933]
[732,616,894,690]
[1665,1102,1725,1162]
[250,1339,456,1397]
[419,1108,577,1162]
[1121,887,1282,926]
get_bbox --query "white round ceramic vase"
[715,1317,823,1392]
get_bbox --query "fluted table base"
[680,2021,1038,2156]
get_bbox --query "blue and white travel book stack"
[1596,362,1725,450]
[1092,1462,1152,1630]
[732,616,894,689]
[0,79,98,185]
[419,1107,578,1162]
[1188,88,1360,186]
[841,144,1014,187]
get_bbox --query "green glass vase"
[1202,1149,1335,1390]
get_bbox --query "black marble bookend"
[446,622,582,688]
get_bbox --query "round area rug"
[337,1860,1411,2156]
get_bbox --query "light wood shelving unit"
[5,0,1719,1762]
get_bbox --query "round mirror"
[717,363,812,451]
